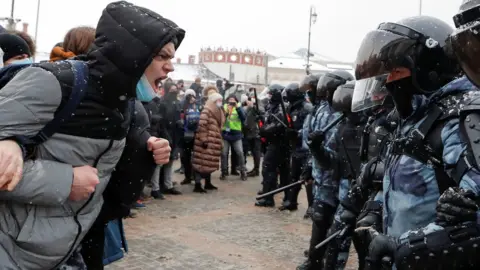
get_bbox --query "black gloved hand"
[308,130,325,149]
[202,142,208,149]
[365,228,397,270]
[300,164,313,183]
[339,209,357,226]
[340,184,370,217]
[436,187,478,226]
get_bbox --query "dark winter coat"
[0,2,185,269]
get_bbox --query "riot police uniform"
[297,71,353,270]
[352,14,480,270]
[279,83,313,211]
[336,77,393,270]
[309,81,368,269]
[255,84,292,207]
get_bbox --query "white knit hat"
[185,89,196,97]
[240,94,248,104]
[208,93,223,102]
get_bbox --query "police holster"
[395,223,480,270]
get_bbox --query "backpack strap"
[16,60,89,146]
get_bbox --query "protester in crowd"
[10,30,36,58]
[242,94,262,176]
[0,1,181,269]
[216,79,225,97]
[50,26,95,62]
[180,89,200,185]
[178,90,185,100]
[192,92,225,192]
[177,79,185,91]
[143,83,172,201]
[220,94,247,181]
[0,33,32,66]
[190,77,203,97]
[158,82,183,195]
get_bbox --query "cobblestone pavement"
[106,160,357,270]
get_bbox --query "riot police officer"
[308,81,368,269]
[279,83,313,212]
[297,70,353,270]
[353,14,480,270]
[255,84,293,207]
[337,76,393,270]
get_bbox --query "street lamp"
[34,0,41,62]
[306,5,317,75]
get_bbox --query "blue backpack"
[0,60,89,149]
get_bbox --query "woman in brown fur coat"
[191,92,225,193]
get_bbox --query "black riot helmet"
[283,82,304,103]
[450,0,480,87]
[268,84,284,104]
[354,16,459,118]
[332,80,355,113]
[317,70,354,104]
[300,74,321,104]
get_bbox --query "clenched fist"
[0,140,24,191]
[69,165,100,201]
[147,137,171,165]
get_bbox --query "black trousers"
[287,153,313,206]
[261,144,291,201]
[81,219,107,270]
[181,139,194,180]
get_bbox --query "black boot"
[240,171,247,181]
[303,207,314,219]
[254,198,275,207]
[220,171,227,181]
[204,179,218,190]
[278,200,298,211]
[231,169,240,176]
[180,178,191,185]
[193,183,207,193]
[296,259,321,270]
[247,168,259,177]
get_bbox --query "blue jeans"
[221,139,246,173]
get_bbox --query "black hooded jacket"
[85,1,185,220]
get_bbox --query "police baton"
[255,180,304,200]
[314,224,351,249]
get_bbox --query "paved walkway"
[106,160,357,270]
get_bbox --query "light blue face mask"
[136,74,157,102]
[9,57,33,66]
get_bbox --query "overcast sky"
[0,0,462,62]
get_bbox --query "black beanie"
[0,33,32,62]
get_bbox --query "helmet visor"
[352,75,388,112]
[354,27,418,81]
[450,22,480,87]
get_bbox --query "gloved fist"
[300,165,313,183]
[364,228,397,267]
[339,209,357,226]
[308,130,325,148]
[436,187,478,226]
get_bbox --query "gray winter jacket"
[0,1,185,269]
[0,67,125,270]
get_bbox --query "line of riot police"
[253,1,480,269]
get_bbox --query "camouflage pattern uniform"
[384,76,480,239]
[302,100,340,207]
